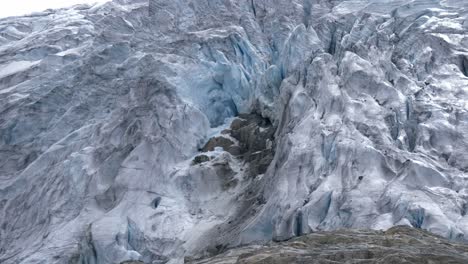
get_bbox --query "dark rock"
[230,118,248,130]
[220,129,231,135]
[202,137,235,152]
[226,145,242,156]
[229,114,276,176]
[192,155,210,165]
[188,226,468,264]
[200,113,276,177]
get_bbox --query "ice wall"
[0,0,468,263]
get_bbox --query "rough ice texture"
[0,0,468,263]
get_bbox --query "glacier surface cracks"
[0,0,468,263]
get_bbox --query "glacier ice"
[0,0,468,263]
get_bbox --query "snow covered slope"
[1,0,468,263]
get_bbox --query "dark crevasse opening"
[459,55,468,77]
[151,197,162,209]
[294,211,304,237]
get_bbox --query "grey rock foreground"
[188,226,468,264]
[1,0,468,263]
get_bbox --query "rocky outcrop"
[228,114,276,176]
[200,114,276,177]
[188,226,468,264]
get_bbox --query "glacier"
[0,0,468,263]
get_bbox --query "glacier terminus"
[1,0,468,263]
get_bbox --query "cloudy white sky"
[0,0,110,18]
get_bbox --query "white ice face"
[1,0,468,263]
